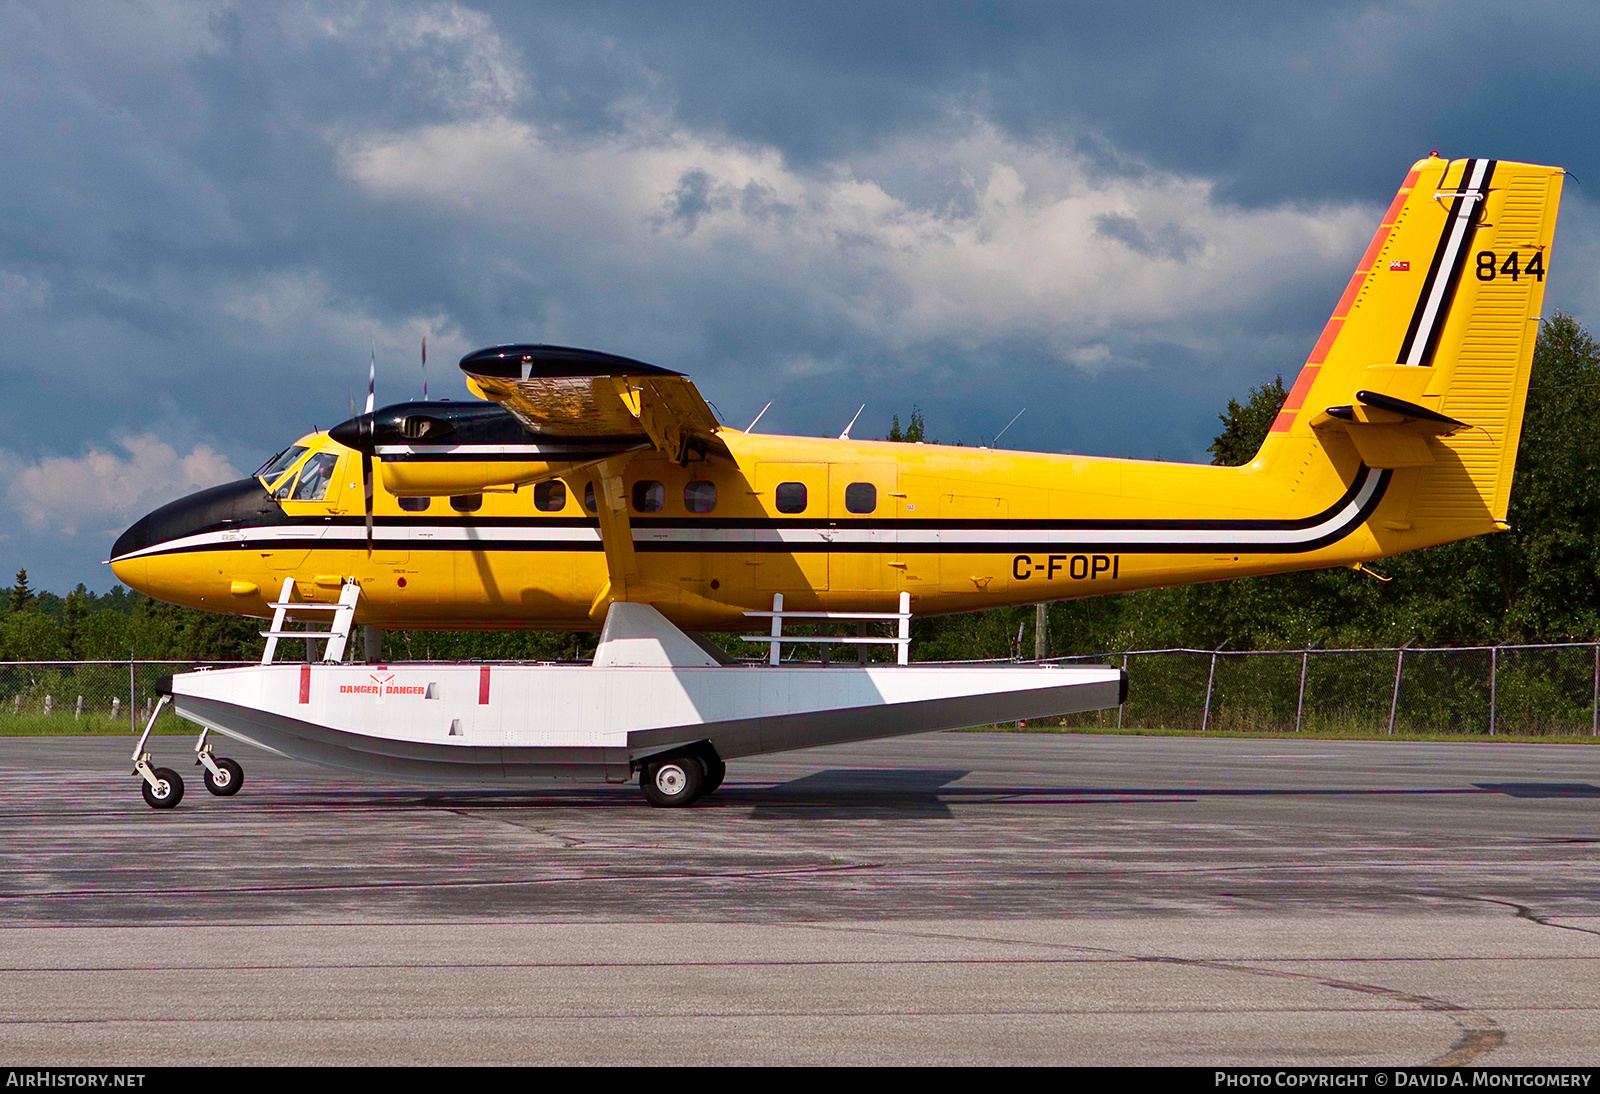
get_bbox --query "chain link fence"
[0,661,253,735]
[4,643,1600,738]
[1045,643,1600,737]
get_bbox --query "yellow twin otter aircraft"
[112,155,1562,634]
[106,155,1562,809]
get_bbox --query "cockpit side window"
[258,445,307,493]
[289,452,340,501]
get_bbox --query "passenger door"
[826,463,896,595]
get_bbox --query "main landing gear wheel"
[141,768,185,810]
[640,754,705,808]
[203,757,244,796]
[696,750,726,796]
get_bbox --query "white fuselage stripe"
[114,472,1382,559]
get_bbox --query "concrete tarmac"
[1,733,1597,1065]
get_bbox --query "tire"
[697,750,727,795]
[203,757,244,797]
[142,767,185,810]
[640,754,705,808]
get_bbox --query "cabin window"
[289,452,339,501]
[534,481,566,513]
[450,493,483,513]
[845,482,876,514]
[684,480,717,513]
[775,482,808,514]
[632,480,665,513]
[583,482,597,512]
[397,496,431,513]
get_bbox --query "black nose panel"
[111,478,289,560]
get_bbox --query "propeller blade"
[360,407,374,555]
[421,335,428,400]
[362,449,374,555]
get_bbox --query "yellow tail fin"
[1265,155,1563,540]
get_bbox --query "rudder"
[1261,155,1563,537]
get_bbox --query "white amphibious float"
[131,579,1124,808]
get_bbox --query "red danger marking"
[298,663,311,704]
[479,665,491,705]
[1390,260,1411,271]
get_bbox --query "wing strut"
[587,455,642,622]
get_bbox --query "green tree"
[61,585,88,658]
[887,407,926,443]
[1208,375,1287,466]
[8,569,33,615]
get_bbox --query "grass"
[967,722,1600,744]
[0,712,194,737]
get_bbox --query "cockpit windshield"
[256,445,308,491]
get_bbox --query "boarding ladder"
[742,592,912,666]
[259,577,361,664]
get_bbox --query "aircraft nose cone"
[108,553,149,596]
[109,477,290,564]
[110,512,153,561]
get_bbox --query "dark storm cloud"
[486,0,1600,201]
[2,0,1599,592]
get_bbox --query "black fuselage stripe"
[119,470,1389,560]
[184,466,1379,536]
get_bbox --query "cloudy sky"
[5,0,1600,593]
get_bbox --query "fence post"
[1591,643,1598,737]
[1201,642,1227,733]
[1033,603,1047,661]
[1117,653,1128,729]
[897,592,911,666]
[128,652,136,735]
[1388,643,1409,737]
[1489,645,1497,736]
[1295,649,1309,733]
[75,695,83,722]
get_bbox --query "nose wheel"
[139,767,184,809]
[129,698,246,810]
[200,753,244,796]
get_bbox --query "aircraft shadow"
[724,779,1600,818]
[743,768,970,819]
[308,779,1599,813]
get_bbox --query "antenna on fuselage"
[838,404,865,440]
[989,408,1026,449]
[746,401,772,432]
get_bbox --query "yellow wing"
[460,344,728,464]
